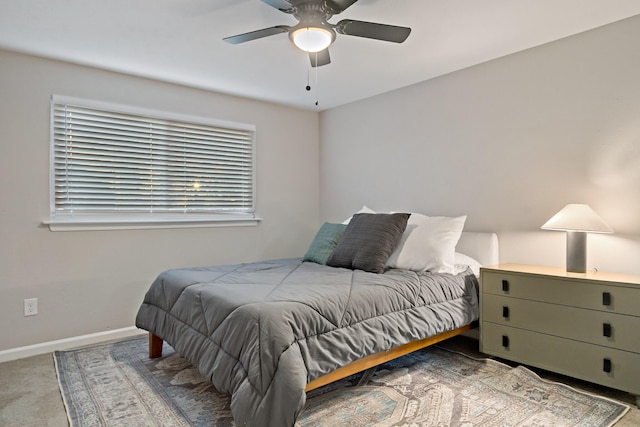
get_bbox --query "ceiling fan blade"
[260,0,294,13]
[335,20,411,43]
[309,49,331,67]
[326,0,359,13]
[223,25,290,44]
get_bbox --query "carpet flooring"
[1,335,639,426]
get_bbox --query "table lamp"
[541,204,613,273]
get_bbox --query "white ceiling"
[1,0,640,111]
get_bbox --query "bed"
[135,212,498,427]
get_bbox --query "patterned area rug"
[54,337,629,426]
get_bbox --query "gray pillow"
[326,213,410,274]
[303,222,348,265]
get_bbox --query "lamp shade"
[291,27,334,52]
[541,204,613,233]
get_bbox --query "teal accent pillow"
[303,222,348,265]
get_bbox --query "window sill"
[43,214,262,232]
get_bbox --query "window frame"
[45,95,260,231]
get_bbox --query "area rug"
[54,337,629,426]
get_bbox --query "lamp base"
[566,231,586,273]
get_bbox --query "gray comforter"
[135,258,479,426]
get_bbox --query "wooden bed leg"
[149,332,163,358]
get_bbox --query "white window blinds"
[49,95,257,230]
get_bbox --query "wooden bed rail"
[304,323,473,391]
[147,323,475,391]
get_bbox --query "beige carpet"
[0,353,69,427]
[1,335,638,426]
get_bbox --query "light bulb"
[291,27,333,52]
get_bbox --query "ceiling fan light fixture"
[291,26,333,52]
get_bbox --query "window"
[47,95,258,231]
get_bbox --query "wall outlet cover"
[24,298,38,316]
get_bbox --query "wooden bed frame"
[147,322,476,392]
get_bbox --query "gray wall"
[3,14,640,353]
[320,15,640,274]
[0,50,320,351]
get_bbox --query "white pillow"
[386,213,467,274]
[342,205,376,224]
[454,252,482,277]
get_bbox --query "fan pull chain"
[316,52,318,107]
[314,52,319,106]
[304,53,319,107]
[305,52,318,105]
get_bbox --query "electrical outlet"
[24,298,38,316]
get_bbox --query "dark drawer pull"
[603,358,612,373]
[602,292,611,306]
[502,335,509,348]
[502,280,509,292]
[603,323,612,338]
[502,306,510,318]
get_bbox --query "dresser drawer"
[482,294,640,353]
[481,270,640,316]
[481,323,640,395]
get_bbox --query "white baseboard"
[0,326,147,363]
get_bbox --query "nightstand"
[480,263,640,406]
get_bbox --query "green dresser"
[480,263,640,406]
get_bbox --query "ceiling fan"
[223,0,412,67]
